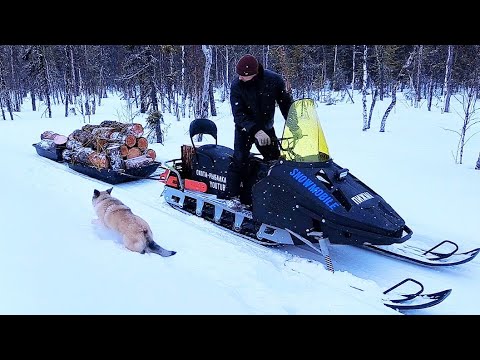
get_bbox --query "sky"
[1,89,479,315]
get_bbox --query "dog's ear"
[107,187,113,194]
[93,189,100,198]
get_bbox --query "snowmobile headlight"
[336,168,349,181]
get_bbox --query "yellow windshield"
[280,98,330,162]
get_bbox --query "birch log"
[125,154,153,169]
[106,144,125,171]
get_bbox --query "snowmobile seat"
[189,118,217,145]
[195,144,233,168]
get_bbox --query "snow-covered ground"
[1,90,479,315]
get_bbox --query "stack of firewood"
[60,121,157,171]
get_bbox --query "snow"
[1,91,479,315]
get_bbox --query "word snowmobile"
[160,98,478,311]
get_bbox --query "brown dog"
[92,187,176,257]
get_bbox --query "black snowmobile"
[159,98,478,310]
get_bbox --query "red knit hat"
[236,54,259,76]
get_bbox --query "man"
[225,54,296,210]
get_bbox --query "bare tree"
[379,47,416,132]
[192,45,213,142]
[263,45,270,69]
[181,45,186,119]
[374,45,385,101]
[20,45,53,117]
[367,87,378,130]
[38,46,52,118]
[414,45,423,108]
[8,46,21,112]
[209,73,216,116]
[442,45,454,113]
[332,45,338,91]
[350,45,356,102]
[196,45,212,119]
[64,45,76,117]
[443,80,480,164]
[361,45,368,131]
[0,56,13,120]
[220,45,232,103]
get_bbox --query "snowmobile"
[159,98,478,310]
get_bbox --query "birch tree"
[374,45,385,101]
[451,86,480,164]
[443,46,480,164]
[414,45,423,108]
[350,45,356,102]
[64,45,76,117]
[197,45,212,119]
[332,45,338,91]
[38,46,52,118]
[361,45,368,131]
[181,45,186,118]
[0,56,13,120]
[8,46,21,112]
[193,45,213,142]
[220,45,232,102]
[442,45,454,113]
[379,46,416,132]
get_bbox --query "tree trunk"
[442,45,454,113]
[31,89,36,111]
[367,88,378,129]
[380,84,397,132]
[199,45,212,118]
[222,45,231,102]
[0,96,5,120]
[194,45,213,142]
[181,45,186,119]
[351,45,356,101]
[209,75,216,116]
[427,73,434,111]
[9,46,21,112]
[375,46,385,101]
[380,48,416,132]
[332,45,338,91]
[415,45,423,108]
[361,45,368,131]
[39,46,52,118]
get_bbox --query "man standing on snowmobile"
[225,54,297,210]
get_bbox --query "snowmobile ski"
[379,278,452,311]
[361,241,480,267]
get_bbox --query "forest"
[0,45,478,164]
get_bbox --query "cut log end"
[136,137,149,151]
[144,148,156,161]
[126,147,142,159]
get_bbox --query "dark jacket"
[230,64,293,136]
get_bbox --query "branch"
[464,130,480,145]
[441,126,461,136]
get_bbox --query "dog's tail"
[145,231,176,257]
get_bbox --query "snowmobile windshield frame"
[280,98,330,163]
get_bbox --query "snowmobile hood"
[280,98,330,163]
